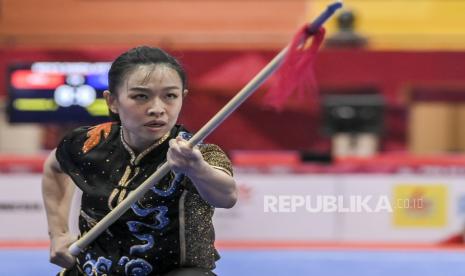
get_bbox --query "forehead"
[125,64,182,88]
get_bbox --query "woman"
[42,46,237,276]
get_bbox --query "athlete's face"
[105,64,186,151]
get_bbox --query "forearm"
[42,152,75,237]
[186,160,237,208]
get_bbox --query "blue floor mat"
[214,250,465,276]
[1,249,465,276]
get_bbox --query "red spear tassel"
[263,25,326,111]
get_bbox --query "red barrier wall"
[2,49,465,153]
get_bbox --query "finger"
[177,136,197,149]
[169,139,182,155]
[166,150,181,172]
[166,148,177,164]
[175,138,191,150]
[178,144,195,156]
[61,254,77,268]
[178,138,198,152]
[176,136,186,142]
[186,149,202,161]
[168,147,184,162]
[178,137,191,147]
[171,141,196,160]
[192,146,201,155]
[50,257,63,266]
[51,253,75,268]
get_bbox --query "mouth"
[144,121,166,129]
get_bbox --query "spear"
[69,0,343,256]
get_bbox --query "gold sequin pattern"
[182,191,218,269]
[199,144,233,176]
[107,129,171,209]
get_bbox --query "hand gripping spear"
[69,0,343,256]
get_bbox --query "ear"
[182,89,188,98]
[103,90,118,114]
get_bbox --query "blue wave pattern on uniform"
[150,171,183,196]
[127,205,169,255]
[178,131,203,145]
[82,254,112,276]
[118,256,153,276]
[118,142,192,275]
[81,130,205,275]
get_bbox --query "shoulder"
[81,122,119,154]
[199,143,226,155]
[199,143,233,176]
[58,122,119,154]
[55,122,119,171]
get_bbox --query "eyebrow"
[128,86,151,93]
[128,86,181,93]
[162,86,182,91]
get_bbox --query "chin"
[145,128,169,140]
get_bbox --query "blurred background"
[1,0,465,275]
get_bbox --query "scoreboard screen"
[7,61,112,123]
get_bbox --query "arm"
[167,137,237,208]
[42,149,77,268]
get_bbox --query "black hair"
[107,46,187,122]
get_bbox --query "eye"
[131,94,148,100]
[166,93,179,100]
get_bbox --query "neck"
[122,132,148,154]
[121,128,171,156]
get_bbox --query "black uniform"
[56,122,232,276]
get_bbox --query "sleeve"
[55,127,89,175]
[199,144,233,177]
[55,126,92,192]
[181,143,233,198]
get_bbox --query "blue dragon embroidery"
[115,131,201,275]
[118,257,153,276]
[82,254,112,276]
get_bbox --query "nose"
[147,98,165,117]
